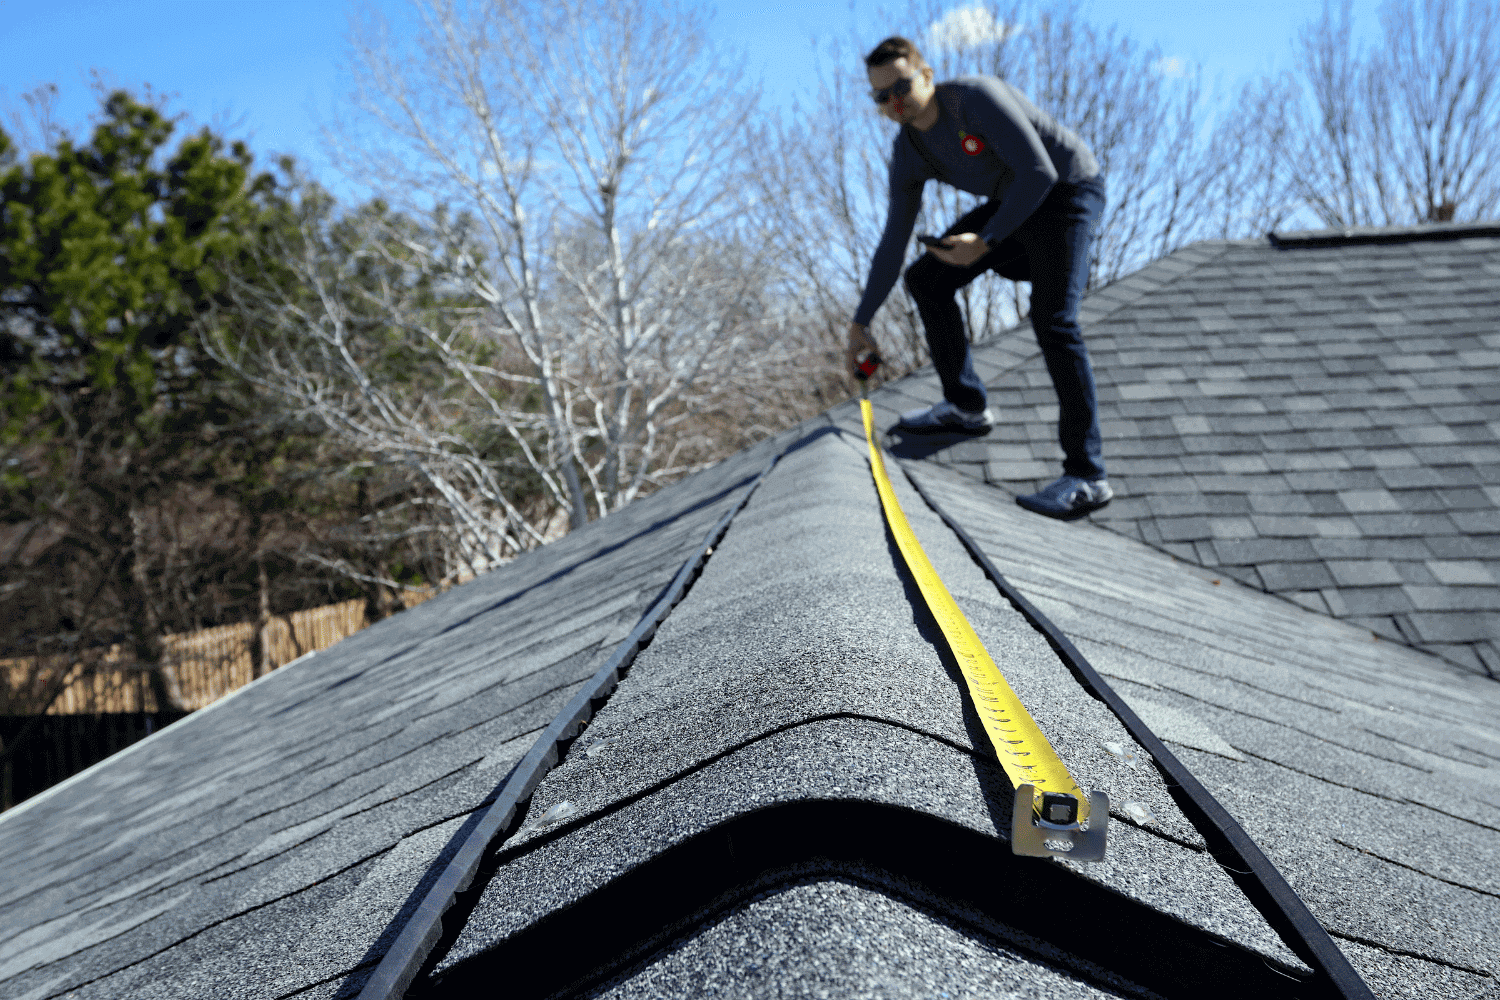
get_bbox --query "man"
[846,36,1111,520]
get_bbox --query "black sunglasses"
[869,76,917,104]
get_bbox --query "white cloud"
[1151,56,1188,79]
[927,4,1021,52]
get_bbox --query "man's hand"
[927,232,990,268]
[846,323,880,381]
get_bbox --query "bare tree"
[205,193,548,581]
[312,0,780,537]
[1192,74,1304,239]
[1289,0,1500,226]
[2,83,65,154]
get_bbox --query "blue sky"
[2,0,1382,203]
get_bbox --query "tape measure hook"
[1012,784,1109,862]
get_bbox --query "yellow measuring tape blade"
[859,399,1093,831]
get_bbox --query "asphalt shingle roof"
[905,221,1500,678]
[889,460,1500,987]
[432,430,1304,995]
[2,224,1498,1000]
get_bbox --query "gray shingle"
[1283,590,1333,615]
[1307,539,1436,562]
[1210,538,1320,564]
[1195,473,1292,494]
[1257,562,1339,591]
[1385,488,1450,512]
[1285,471,1387,492]
[1250,515,1323,537]
[1437,486,1496,509]
[1351,513,1461,536]
[1402,610,1500,643]
[1328,586,1415,616]
[1374,467,1452,491]
[1178,433,1254,456]
[1402,585,1500,612]
[1312,517,1364,538]
[1219,454,1273,473]
[1148,493,1253,517]
[1157,516,1213,542]
[1337,488,1403,512]
[1427,535,1500,558]
[1363,448,1425,469]
[1326,560,1404,587]
[1451,509,1500,533]
[1426,560,1497,585]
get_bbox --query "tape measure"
[859,397,1108,860]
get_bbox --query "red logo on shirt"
[960,131,984,155]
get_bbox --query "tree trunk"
[363,580,398,626]
[251,558,271,679]
[123,529,185,713]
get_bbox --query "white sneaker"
[1016,475,1114,520]
[895,400,996,435]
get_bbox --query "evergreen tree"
[0,91,279,711]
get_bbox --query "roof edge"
[0,649,321,826]
[1268,220,1500,247]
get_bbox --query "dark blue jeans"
[903,174,1107,480]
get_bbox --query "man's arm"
[851,140,926,329]
[964,77,1059,249]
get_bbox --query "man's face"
[867,57,934,125]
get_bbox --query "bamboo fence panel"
[1,646,149,715]
[1,596,388,714]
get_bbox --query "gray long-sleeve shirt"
[852,75,1100,327]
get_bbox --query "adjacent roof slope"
[1,226,1498,1000]
[893,221,1500,677]
[887,459,1500,997]
[0,436,783,1000]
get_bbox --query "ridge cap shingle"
[1269,220,1500,247]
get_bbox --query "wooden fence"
[0,588,447,810]
[1,588,440,716]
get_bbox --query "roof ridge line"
[1269,220,1500,247]
[1077,241,1237,328]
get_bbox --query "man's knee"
[903,254,945,299]
[1030,310,1085,350]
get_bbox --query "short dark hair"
[864,36,929,72]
